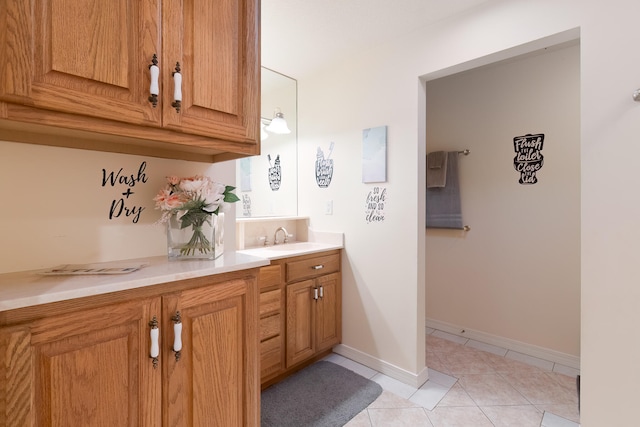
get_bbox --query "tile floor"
[325,329,580,427]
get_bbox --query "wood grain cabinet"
[0,272,259,427]
[257,250,342,387]
[257,264,285,383]
[0,0,260,162]
[1,298,162,427]
[285,252,341,368]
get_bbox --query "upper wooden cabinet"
[162,0,259,142]
[0,0,162,127]
[0,0,260,162]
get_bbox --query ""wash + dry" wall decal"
[101,161,147,223]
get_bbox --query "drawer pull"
[171,311,182,362]
[171,62,182,112]
[312,264,324,270]
[148,54,159,107]
[149,316,159,369]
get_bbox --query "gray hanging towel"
[426,151,448,188]
[426,151,463,229]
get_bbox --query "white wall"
[0,140,235,274]
[298,59,427,380]
[425,43,580,358]
[3,0,640,423]
[296,0,640,424]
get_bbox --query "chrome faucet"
[273,227,289,245]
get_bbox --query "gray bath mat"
[261,361,382,426]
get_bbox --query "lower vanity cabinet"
[284,250,342,369]
[162,278,259,426]
[257,249,342,387]
[257,264,285,383]
[1,297,162,427]
[0,271,260,427]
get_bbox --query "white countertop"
[0,252,269,312]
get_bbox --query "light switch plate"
[325,200,333,215]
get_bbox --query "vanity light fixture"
[264,108,291,134]
[260,121,269,141]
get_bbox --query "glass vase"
[167,212,224,260]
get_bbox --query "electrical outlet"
[325,200,333,215]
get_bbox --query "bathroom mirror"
[236,67,298,218]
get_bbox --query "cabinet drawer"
[286,253,340,283]
[259,265,282,290]
[260,289,281,317]
[260,335,282,378]
[260,313,281,341]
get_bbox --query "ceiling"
[261,0,493,79]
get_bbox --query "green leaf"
[224,186,240,203]
[224,193,240,203]
[178,209,211,229]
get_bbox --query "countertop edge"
[0,253,270,312]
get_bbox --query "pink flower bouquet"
[154,175,239,257]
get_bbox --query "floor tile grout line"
[420,406,435,426]
[430,327,580,377]
[494,370,539,407]
[343,329,580,426]
[426,332,580,426]
[364,408,373,426]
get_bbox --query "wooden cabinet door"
[316,273,342,352]
[163,277,259,427]
[0,0,161,126]
[285,279,316,367]
[0,297,162,427]
[0,326,33,427]
[161,0,260,144]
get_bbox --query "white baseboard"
[333,344,429,389]
[426,318,580,370]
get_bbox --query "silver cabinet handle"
[319,286,324,298]
[312,265,324,270]
[149,316,159,369]
[171,311,182,362]
[314,288,319,300]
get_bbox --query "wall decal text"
[268,154,281,191]
[242,194,252,217]
[316,142,335,188]
[101,161,147,223]
[513,133,544,184]
[365,186,387,224]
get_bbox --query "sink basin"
[264,242,318,251]
[238,241,342,260]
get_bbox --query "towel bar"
[426,225,470,231]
